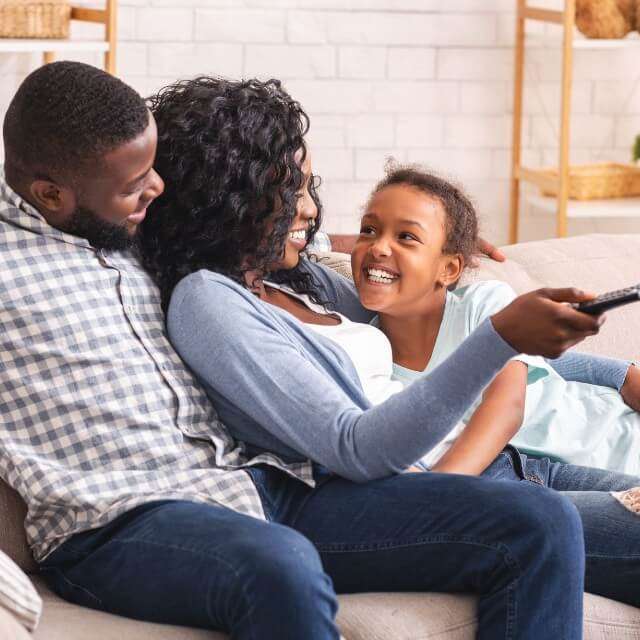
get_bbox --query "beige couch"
[3,233,640,639]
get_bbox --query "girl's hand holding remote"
[491,287,605,358]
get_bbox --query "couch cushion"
[0,603,31,640]
[0,550,41,632]
[315,234,640,361]
[32,577,217,640]
[464,233,640,361]
[31,578,640,640]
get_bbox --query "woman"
[139,76,613,640]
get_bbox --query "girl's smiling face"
[351,183,462,317]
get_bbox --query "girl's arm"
[430,360,527,476]
[547,351,631,391]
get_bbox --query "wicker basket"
[0,0,71,39]
[540,163,640,200]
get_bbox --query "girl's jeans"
[482,446,640,606]
[39,464,591,640]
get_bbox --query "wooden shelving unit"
[509,0,640,242]
[0,1,117,74]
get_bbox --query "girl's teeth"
[289,230,306,240]
[367,268,397,283]
[368,274,394,284]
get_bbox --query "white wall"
[1,0,640,244]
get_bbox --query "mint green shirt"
[387,280,640,474]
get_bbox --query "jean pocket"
[482,447,524,482]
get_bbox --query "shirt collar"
[0,166,93,250]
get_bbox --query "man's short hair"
[3,61,149,181]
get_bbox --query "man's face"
[57,114,164,250]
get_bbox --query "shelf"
[527,34,640,49]
[0,39,109,53]
[527,194,640,219]
[572,35,640,49]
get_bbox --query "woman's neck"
[378,290,448,372]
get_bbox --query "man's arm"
[430,361,527,476]
[477,237,506,263]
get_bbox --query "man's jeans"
[482,446,640,606]
[40,466,588,640]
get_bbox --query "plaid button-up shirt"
[0,172,314,561]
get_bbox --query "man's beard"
[60,205,134,251]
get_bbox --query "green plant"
[634,135,640,163]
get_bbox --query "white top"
[264,282,404,404]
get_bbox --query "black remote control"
[572,285,640,315]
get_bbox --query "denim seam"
[505,582,516,640]
[586,552,640,559]
[314,535,522,569]
[48,567,103,607]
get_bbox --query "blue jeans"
[40,465,586,640]
[482,446,640,607]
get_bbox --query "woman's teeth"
[367,267,398,284]
[289,230,306,241]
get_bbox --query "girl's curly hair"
[138,77,323,311]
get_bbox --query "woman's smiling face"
[271,151,319,271]
[351,183,460,317]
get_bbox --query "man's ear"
[29,179,76,222]
[438,254,463,288]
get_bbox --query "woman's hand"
[477,237,506,263]
[491,287,605,358]
[621,364,640,413]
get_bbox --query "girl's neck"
[378,289,448,372]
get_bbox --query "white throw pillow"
[0,549,41,631]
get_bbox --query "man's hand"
[477,237,506,263]
[621,364,640,413]
[491,287,605,358]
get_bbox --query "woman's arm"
[169,272,602,483]
[430,361,527,476]
[169,271,518,482]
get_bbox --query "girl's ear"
[438,254,463,288]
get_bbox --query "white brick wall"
[1,0,640,243]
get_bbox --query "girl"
[350,165,640,476]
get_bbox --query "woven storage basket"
[540,163,640,200]
[0,0,71,39]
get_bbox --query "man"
[0,61,632,639]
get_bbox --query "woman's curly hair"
[138,77,323,311]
